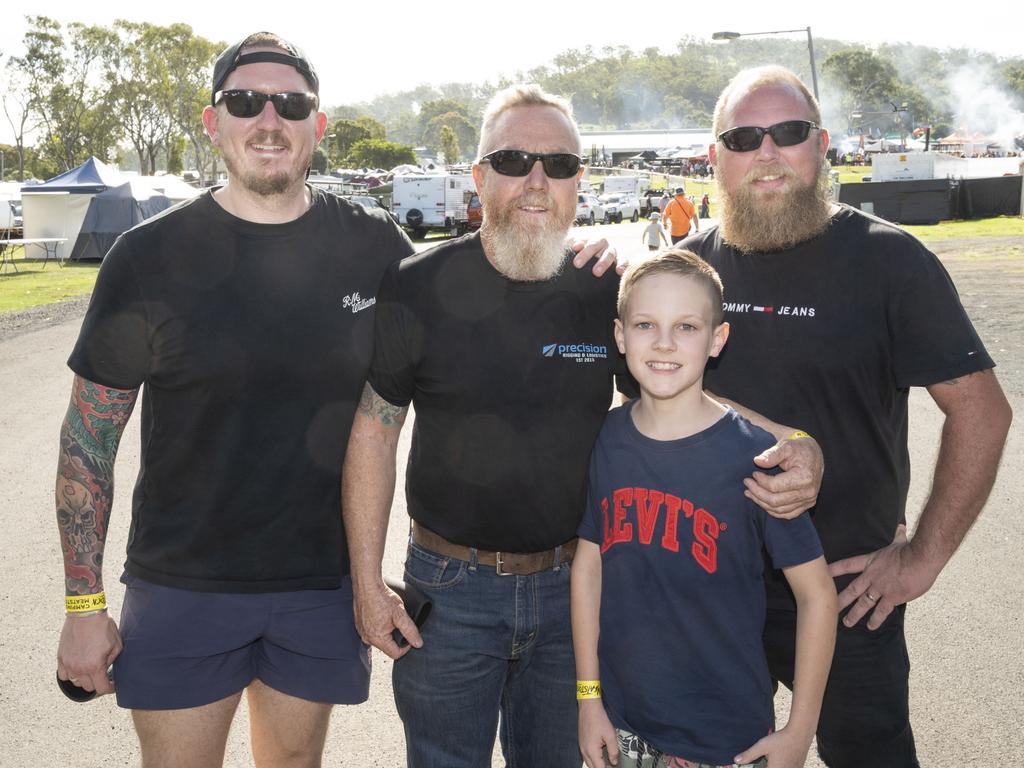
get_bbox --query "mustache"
[744,164,796,183]
[248,131,290,148]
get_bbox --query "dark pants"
[671,234,687,245]
[764,604,920,768]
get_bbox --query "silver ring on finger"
[864,592,879,603]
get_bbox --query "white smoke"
[947,64,1024,148]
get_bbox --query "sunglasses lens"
[770,120,812,147]
[218,91,316,120]
[490,151,531,176]
[542,154,581,179]
[274,93,317,120]
[221,91,266,118]
[721,127,763,152]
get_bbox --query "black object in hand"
[57,672,98,702]
[384,577,432,648]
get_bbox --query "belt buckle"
[495,552,513,576]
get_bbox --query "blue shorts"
[113,572,371,710]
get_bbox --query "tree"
[109,21,176,175]
[12,17,121,171]
[439,125,460,165]
[423,112,477,158]
[131,22,222,182]
[329,118,372,158]
[0,58,33,180]
[347,138,416,169]
[822,48,899,130]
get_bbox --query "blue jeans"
[393,538,579,768]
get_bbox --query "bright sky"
[1,0,1020,144]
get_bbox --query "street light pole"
[711,27,820,102]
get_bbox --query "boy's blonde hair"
[617,249,725,326]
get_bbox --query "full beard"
[480,192,574,282]
[717,160,833,253]
[222,131,308,197]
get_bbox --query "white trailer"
[391,174,478,238]
[602,175,649,196]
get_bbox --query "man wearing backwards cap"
[52,31,412,767]
[53,31,622,766]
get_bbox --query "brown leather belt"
[411,521,577,576]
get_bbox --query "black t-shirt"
[68,187,414,592]
[683,205,993,601]
[368,232,631,552]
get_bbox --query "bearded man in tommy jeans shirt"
[683,65,1012,768]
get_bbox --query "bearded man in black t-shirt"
[683,65,1012,768]
[342,84,826,768]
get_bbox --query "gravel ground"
[0,294,92,342]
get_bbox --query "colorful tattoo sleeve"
[56,376,139,596]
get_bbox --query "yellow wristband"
[787,430,813,441]
[576,680,602,700]
[66,592,106,614]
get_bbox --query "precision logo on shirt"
[723,301,816,318]
[542,342,608,363]
[342,292,376,314]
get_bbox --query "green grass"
[0,254,100,313]
[902,216,1024,241]
[833,165,873,184]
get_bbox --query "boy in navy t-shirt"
[572,250,837,768]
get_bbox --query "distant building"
[580,129,715,165]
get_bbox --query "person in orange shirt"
[663,186,699,244]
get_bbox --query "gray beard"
[479,192,573,281]
[481,224,568,282]
[718,163,833,253]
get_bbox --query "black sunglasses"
[479,150,582,179]
[213,89,318,121]
[717,120,819,152]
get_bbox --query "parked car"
[347,194,398,223]
[599,193,642,223]
[466,193,482,230]
[575,193,606,225]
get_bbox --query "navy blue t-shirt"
[578,404,822,763]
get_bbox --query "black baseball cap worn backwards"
[211,32,319,104]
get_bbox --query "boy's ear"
[613,318,626,355]
[709,321,730,358]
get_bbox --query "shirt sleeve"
[761,508,823,569]
[67,235,150,389]
[366,260,418,407]
[889,237,993,388]
[577,462,604,545]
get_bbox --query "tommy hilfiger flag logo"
[753,305,774,313]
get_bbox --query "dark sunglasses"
[479,149,582,179]
[717,120,819,152]
[213,89,318,121]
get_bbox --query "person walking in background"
[642,211,668,250]
[663,186,699,244]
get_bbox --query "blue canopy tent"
[21,157,126,262]
[68,180,172,261]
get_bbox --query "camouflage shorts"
[612,729,766,768]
